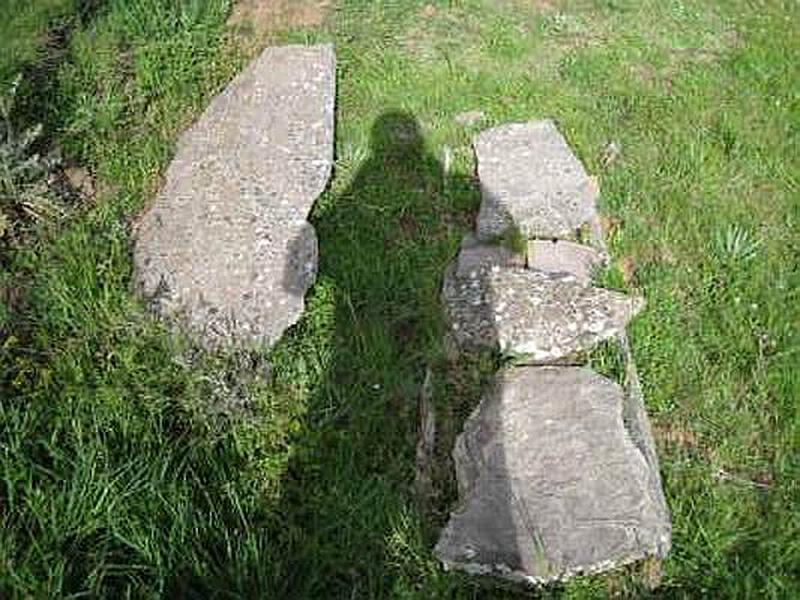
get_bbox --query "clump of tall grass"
[0,75,67,248]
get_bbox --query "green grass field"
[1,0,798,597]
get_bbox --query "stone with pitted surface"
[490,269,643,362]
[528,239,607,285]
[475,120,599,242]
[434,366,671,584]
[133,44,335,347]
[444,260,643,362]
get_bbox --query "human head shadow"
[281,221,319,297]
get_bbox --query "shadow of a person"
[270,111,484,596]
[315,111,454,355]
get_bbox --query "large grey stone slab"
[443,260,643,362]
[435,366,671,584]
[474,120,599,242]
[528,239,606,286]
[133,44,335,347]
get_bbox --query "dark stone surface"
[442,235,523,350]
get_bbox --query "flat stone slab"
[528,239,607,286]
[133,44,335,347]
[435,366,671,584]
[474,120,599,242]
[444,260,643,361]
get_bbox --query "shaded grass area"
[0,0,76,86]
[1,1,286,595]
[1,0,798,597]
[267,111,477,597]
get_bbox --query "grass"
[0,0,76,85]
[1,0,798,597]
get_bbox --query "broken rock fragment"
[489,268,643,362]
[527,239,607,285]
[443,254,643,362]
[435,366,671,584]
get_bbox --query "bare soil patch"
[228,0,332,42]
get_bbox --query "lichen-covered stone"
[528,239,607,285]
[133,44,335,347]
[435,366,671,584]
[444,259,643,362]
[455,235,525,278]
[474,120,599,242]
[491,269,643,361]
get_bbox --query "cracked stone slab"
[133,44,335,347]
[474,120,599,242]
[528,239,607,285]
[444,262,643,362]
[435,366,671,584]
[455,235,525,278]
